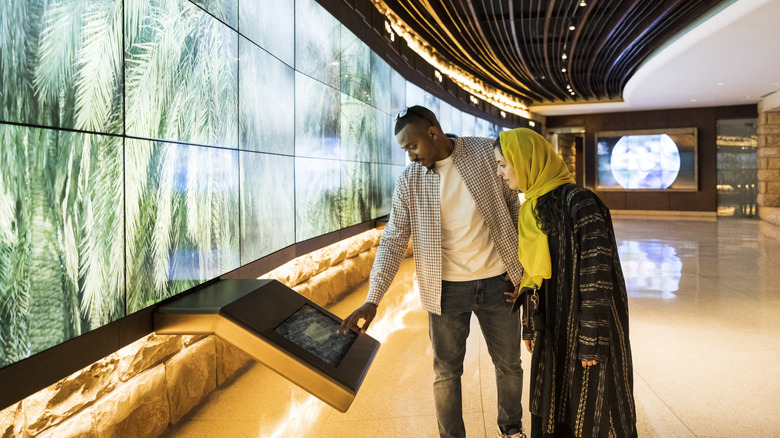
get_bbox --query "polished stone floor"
[163,218,780,438]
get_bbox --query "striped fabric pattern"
[527,184,636,437]
[365,136,524,315]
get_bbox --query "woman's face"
[494,147,519,190]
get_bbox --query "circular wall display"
[610,134,680,189]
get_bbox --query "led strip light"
[370,0,532,118]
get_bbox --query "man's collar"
[447,134,462,160]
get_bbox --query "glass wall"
[716,119,758,217]
[0,0,512,369]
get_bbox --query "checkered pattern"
[366,136,523,315]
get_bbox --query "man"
[338,106,526,438]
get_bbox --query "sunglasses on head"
[395,107,435,126]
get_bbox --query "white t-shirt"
[435,154,506,281]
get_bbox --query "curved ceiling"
[377,0,780,116]
[532,0,780,115]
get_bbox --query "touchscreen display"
[274,304,357,366]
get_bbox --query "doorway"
[716,118,758,217]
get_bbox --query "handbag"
[511,286,535,327]
[511,286,545,331]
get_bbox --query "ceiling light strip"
[505,0,548,99]
[390,0,527,98]
[475,0,535,87]
[370,0,531,118]
[413,0,536,97]
[489,0,530,82]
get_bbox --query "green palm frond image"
[370,52,392,114]
[74,0,124,133]
[295,0,340,89]
[0,0,122,133]
[239,153,295,264]
[125,140,239,313]
[0,0,416,372]
[125,0,237,148]
[303,187,342,242]
[370,163,399,219]
[238,0,294,66]
[0,0,124,368]
[239,38,295,155]
[296,158,341,242]
[0,125,123,368]
[190,0,237,30]
[340,161,371,228]
[340,29,371,105]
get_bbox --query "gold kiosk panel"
[154,279,380,412]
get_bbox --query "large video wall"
[0,0,511,369]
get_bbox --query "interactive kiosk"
[154,279,380,412]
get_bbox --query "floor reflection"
[618,240,683,300]
[165,218,780,438]
[266,393,324,438]
[367,280,420,343]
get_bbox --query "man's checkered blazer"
[366,136,523,315]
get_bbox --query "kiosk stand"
[154,279,380,412]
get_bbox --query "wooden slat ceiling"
[379,0,729,105]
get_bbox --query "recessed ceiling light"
[561,53,567,60]
[690,99,697,102]
[717,82,724,86]
[561,68,567,72]
[569,25,576,31]
[579,1,587,6]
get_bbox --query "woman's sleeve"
[571,190,613,363]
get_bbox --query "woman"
[494,128,637,438]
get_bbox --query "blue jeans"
[429,274,524,438]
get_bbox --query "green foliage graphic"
[0,0,511,372]
[239,152,295,264]
[124,0,238,148]
[125,140,239,314]
[0,125,123,368]
[239,38,295,155]
[0,0,123,133]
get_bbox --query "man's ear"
[427,125,439,141]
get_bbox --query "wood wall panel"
[546,105,757,212]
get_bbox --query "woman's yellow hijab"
[499,128,575,289]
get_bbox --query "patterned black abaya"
[525,184,637,438]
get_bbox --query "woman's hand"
[581,359,598,367]
[524,339,533,353]
[504,274,519,303]
[504,290,519,303]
